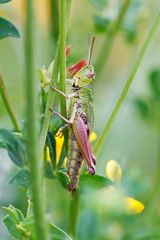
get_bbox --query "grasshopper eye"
[87,71,95,79]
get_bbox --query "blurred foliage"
[0,129,27,167]
[0,0,20,39]
[134,68,160,123]
[0,0,160,239]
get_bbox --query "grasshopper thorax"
[72,65,95,88]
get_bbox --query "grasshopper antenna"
[88,35,95,66]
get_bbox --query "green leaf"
[0,17,20,39]
[3,205,24,222]
[149,69,160,97]
[90,0,108,11]
[45,161,56,179]
[122,19,137,43]
[79,174,112,192]
[92,15,111,33]
[0,0,12,3]
[57,142,66,168]
[134,98,150,119]
[0,129,27,167]
[9,169,31,188]
[57,168,70,189]
[47,131,56,169]
[49,223,72,240]
[3,205,20,223]
[50,116,63,134]
[3,215,24,239]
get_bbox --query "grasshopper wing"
[72,116,96,175]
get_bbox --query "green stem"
[39,0,72,157]
[69,191,80,239]
[94,11,160,156]
[0,75,20,132]
[50,0,59,44]
[95,0,131,76]
[25,1,48,240]
[59,0,67,118]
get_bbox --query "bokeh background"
[0,0,160,239]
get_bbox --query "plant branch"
[39,0,72,157]
[50,0,59,44]
[68,191,80,239]
[94,11,160,156]
[95,0,131,76]
[59,0,67,118]
[0,75,20,132]
[25,1,48,240]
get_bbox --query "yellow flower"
[45,130,64,166]
[55,130,64,165]
[105,160,122,182]
[89,131,97,142]
[46,146,51,162]
[105,159,145,215]
[124,197,144,214]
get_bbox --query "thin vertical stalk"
[95,0,131,76]
[0,75,20,131]
[59,0,67,118]
[39,0,72,157]
[69,191,80,239]
[25,1,48,240]
[50,0,59,43]
[94,11,160,156]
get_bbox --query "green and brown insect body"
[66,64,96,191]
[50,40,96,192]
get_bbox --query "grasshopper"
[50,37,96,191]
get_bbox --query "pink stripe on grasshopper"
[68,59,88,77]
[72,115,96,175]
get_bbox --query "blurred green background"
[1,0,160,239]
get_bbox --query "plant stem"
[59,0,67,118]
[39,0,72,157]
[95,0,131,77]
[25,1,48,240]
[94,11,160,156]
[50,0,59,44]
[0,75,20,131]
[69,191,80,239]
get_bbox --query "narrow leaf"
[49,223,72,240]
[0,17,20,39]
[47,131,56,169]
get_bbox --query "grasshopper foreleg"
[49,108,70,123]
[49,102,78,136]
[50,85,78,99]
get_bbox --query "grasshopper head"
[74,65,95,88]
